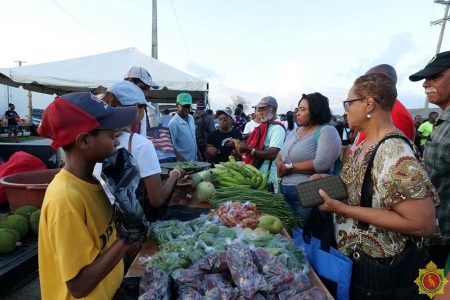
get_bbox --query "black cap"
[409,51,450,81]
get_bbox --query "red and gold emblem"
[414,261,448,299]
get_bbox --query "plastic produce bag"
[139,267,171,300]
[102,148,148,244]
[198,252,228,273]
[276,270,311,299]
[252,248,295,292]
[226,243,271,298]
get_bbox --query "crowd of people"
[32,49,450,299]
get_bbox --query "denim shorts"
[279,183,312,223]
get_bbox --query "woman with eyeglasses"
[95,80,184,219]
[315,73,438,299]
[275,93,341,222]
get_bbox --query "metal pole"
[152,0,158,59]
[27,90,32,121]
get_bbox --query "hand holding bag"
[102,148,148,244]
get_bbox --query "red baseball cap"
[38,92,137,149]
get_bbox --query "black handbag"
[350,134,429,300]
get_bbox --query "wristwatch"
[284,163,293,170]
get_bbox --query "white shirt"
[243,120,260,134]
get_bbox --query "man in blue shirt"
[168,93,198,161]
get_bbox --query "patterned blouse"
[335,131,439,258]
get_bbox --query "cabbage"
[195,182,215,202]
[189,173,202,188]
[198,170,211,182]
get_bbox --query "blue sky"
[1,0,449,115]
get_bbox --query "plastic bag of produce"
[252,248,295,292]
[138,267,171,300]
[148,252,189,275]
[198,251,228,273]
[176,285,204,300]
[276,270,311,299]
[203,274,240,299]
[290,286,331,300]
[212,201,259,229]
[171,264,205,290]
[226,243,271,298]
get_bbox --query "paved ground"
[4,277,40,300]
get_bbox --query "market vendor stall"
[125,216,333,299]
[121,165,334,299]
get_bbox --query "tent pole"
[27,90,33,121]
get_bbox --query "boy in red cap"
[37,92,145,299]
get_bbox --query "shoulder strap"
[314,124,327,144]
[128,132,135,153]
[358,134,415,230]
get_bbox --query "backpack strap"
[358,134,416,231]
[314,124,328,144]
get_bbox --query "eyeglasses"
[256,106,271,112]
[342,97,366,111]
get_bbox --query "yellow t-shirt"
[38,169,123,300]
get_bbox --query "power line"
[170,0,192,62]
[50,0,111,49]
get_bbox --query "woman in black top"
[205,108,242,163]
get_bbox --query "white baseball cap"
[124,66,159,89]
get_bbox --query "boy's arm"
[66,239,134,298]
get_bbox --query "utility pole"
[152,0,158,59]
[426,0,450,107]
[14,60,26,67]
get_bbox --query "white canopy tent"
[0,47,208,106]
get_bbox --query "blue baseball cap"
[107,80,146,106]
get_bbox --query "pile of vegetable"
[140,215,326,299]
[211,157,269,190]
[177,161,201,169]
[210,201,259,229]
[147,215,308,275]
[209,187,301,231]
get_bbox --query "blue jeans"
[280,183,311,224]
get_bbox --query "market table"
[126,238,333,299]
[125,188,334,299]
